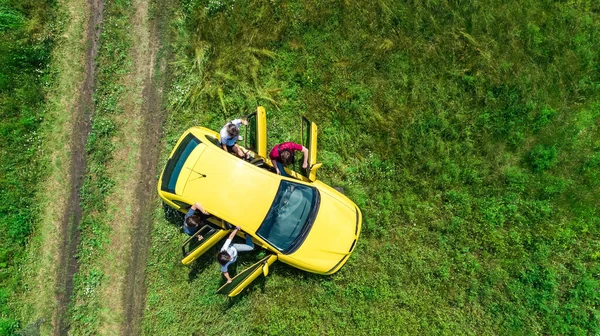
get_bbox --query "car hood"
[285,185,359,273]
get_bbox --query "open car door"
[301,117,321,181]
[244,106,267,159]
[216,254,278,297]
[181,223,231,265]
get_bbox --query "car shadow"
[222,260,327,309]
[162,202,220,280]
[162,202,185,229]
[188,243,221,282]
[163,203,330,300]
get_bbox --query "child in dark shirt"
[183,202,209,240]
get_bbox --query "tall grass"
[0,0,54,334]
[145,0,599,334]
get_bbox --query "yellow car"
[157,107,362,297]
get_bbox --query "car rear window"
[161,133,201,193]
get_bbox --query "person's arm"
[223,271,233,283]
[231,119,248,127]
[227,226,240,240]
[191,202,209,215]
[271,158,281,175]
[301,146,309,169]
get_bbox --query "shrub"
[527,145,558,172]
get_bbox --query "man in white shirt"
[217,226,254,283]
[219,119,248,159]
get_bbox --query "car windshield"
[257,181,319,252]
[160,133,200,193]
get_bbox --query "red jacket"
[269,142,303,161]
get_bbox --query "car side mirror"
[308,162,323,181]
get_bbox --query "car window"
[256,181,319,253]
[205,135,220,147]
[160,133,201,193]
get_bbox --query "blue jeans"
[233,235,254,252]
[276,161,289,177]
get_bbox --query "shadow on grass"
[163,203,330,302]
[222,259,327,309]
[223,262,267,309]
[162,202,185,229]
[162,202,219,280]
[188,243,221,282]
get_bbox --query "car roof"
[176,127,292,233]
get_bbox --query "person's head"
[217,251,231,265]
[185,215,202,228]
[280,149,293,165]
[226,123,239,137]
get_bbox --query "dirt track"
[120,0,167,334]
[54,0,103,334]
[53,0,168,334]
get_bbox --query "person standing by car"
[217,226,254,283]
[219,118,248,159]
[269,142,309,177]
[183,202,209,241]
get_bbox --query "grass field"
[0,0,54,333]
[143,0,599,335]
[2,0,599,334]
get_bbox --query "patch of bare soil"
[119,1,169,335]
[54,0,103,335]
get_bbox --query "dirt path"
[119,0,167,334]
[54,0,103,334]
[31,0,170,333]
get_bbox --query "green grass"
[144,0,600,335]
[0,0,54,334]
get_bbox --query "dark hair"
[185,215,202,228]
[226,123,239,137]
[217,251,231,265]
[280,149,293,165]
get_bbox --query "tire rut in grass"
[54,0,103,334]
[120,1,168,334]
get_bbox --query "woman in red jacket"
[269,142,309,177]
